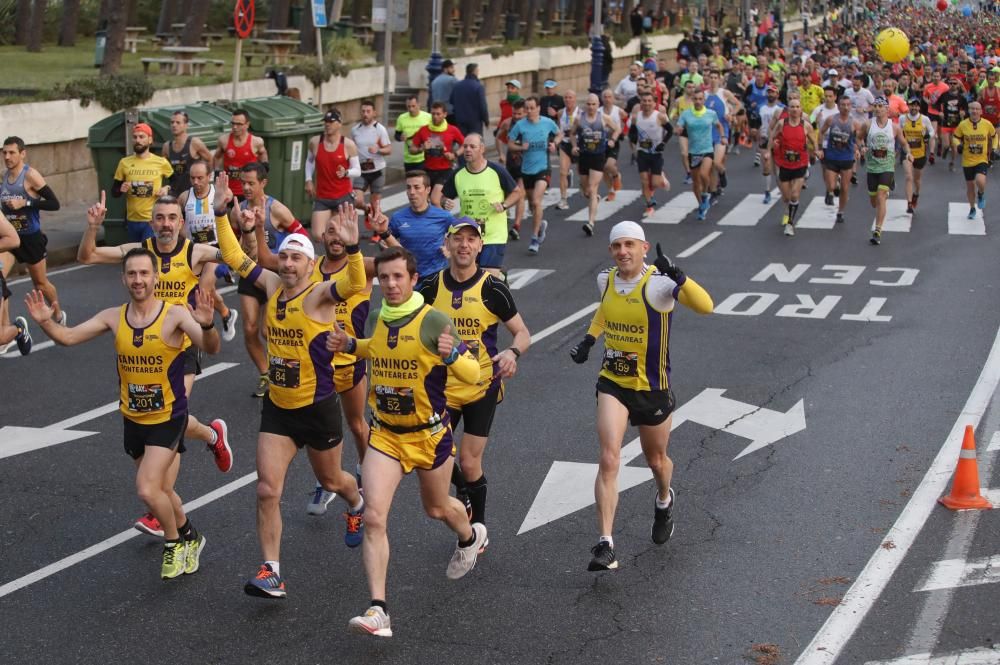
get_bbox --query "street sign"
[234,0,255,39]
[371,0,409,32]
[311,0,328,28]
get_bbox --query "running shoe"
[56,310,67,326]
[613,175,621,191]
[683,173,692,186]
[223,269,235,285]
[221,309,239,342]
[753,152,761,167]
[253,373,268,398]
[508,226,520,241]
[587,541,618,571]
[911,193,919,210]
[555,199,569,210]
[538,219,549,244]
[949,161,955,173]
[967,207,977,220]
[244,563,286,599]
[208,419,233,473]
[977,191,986,210]
[348,606,392,637]
[834,186,841,197]
[906,203,913,214]
[824,192,834,206]
[719,172,728,188]
[651,487,675,545]
[850,174,858,186]
[582,222,594,237]
[781,213,789,226]
[709,189,721,205]
[835,212,845,224]
[528,238,540,254]
[344,507,365,548]
[135,512,164,537]
[13,316,31,355]
[306,482,336,515]
[642,206,654,218]
[697,197,710,221]
[870,228,881,245]
[928,154,935,165]
[446,522,487,579]
[604,190,616,202]
[783,223,795,237]
[763,191,772,204]
[161,541,188,580]
[184,534,206,575]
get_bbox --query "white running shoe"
[221,309,239,342]
[348,605,392,637]
[446,523,487,580]
[306,482,337,515]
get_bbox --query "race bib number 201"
[128,383,165,412]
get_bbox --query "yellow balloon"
[875,28,910,64]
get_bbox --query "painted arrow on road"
[517,388,806,535]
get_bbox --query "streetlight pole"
[383,0,393,127]
[588,0,604,94]
[426,0,443,107]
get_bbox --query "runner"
[922,69,949,157]
[677,89,725,221]
[952,101,996,220]
[570,93,621,236]
[507,96,561,255]
[305,109,361,240]
[769,98,815,236]
[325,243,486,638]
[177,160,239,341]
[629,92,673,218]
[859,98,914,245]
[215,109,268,203]
[816,93,862,224]
[935,78,969,171]
[393,96,432,173]
[899,97,935,214]
[569,222,713,571]
[600,89,628,201]
[555,90,579,210]
[368,170,453,278]
[350,100,392,221]
[417,220,530,538]
[495,100,526,241]
[410,102,465,206]
[441,134,521,275]
[25,246,220,579]
[0,136,64,331]
[230,162,309,398]
[209,173,368,600]
[0,213,31,355]
[757,85,785,204]
[742,68,770,166]
[704,70,742,201]
[162,110,213,197]
[113,123,173,243]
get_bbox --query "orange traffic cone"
[938,425,993,511]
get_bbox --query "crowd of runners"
[0,0,995,639]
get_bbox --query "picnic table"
[125,26,147,54]
[156,45,213,75]
[264,29,301,39]
[249,38,300,66]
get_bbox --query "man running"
[410,102,465,206]
[441,135,521,274]
[210,173,367,600]
[0,136,64,330]
[769,98,815,236]
[570,93,621,236]
[922,69,949,157]
[600,89,628,201]
[952,101,996,220]
[350,99,392,218]
[177,160,239,341]
[816,94,862,224]
[630,92,673,218]
[743,67,770,166]
[418,220,530,537]
[162,110,213,196]
[900,97,935,214]
[305,109,361,241]
[935,78,969,171]
[758,85,785,204]
[394,96,432,174]
[569,222,713,571]
[555,90,579,210]
[508,97,560,254]
[495,100,526,241]
[369,170,453,278]
[860,98,914,245]
[113,123,173,243]
[326,244,485,638]
[215,109,268,203]
[705,70,742,201]
[25,246,219,579]
[0,213,31,355]
[677,89,725,221]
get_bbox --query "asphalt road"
[1,139,998,665]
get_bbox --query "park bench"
[141,57,225,76]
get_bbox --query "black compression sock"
[466,475,487,524]
[178,519,197,542]
[458,529,477,548]
[450,463,468,494]
[371,599,387,612]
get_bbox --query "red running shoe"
[208,419,233,473]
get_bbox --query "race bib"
[374,384,416,415]
[425,146,444,157]
[639,138,653,150]
[784,150,801,162]
[7,213,27,231]
[127,383,165,412]
[268,357,301,388]
[872,148,888,159]
[907,138,922,148]
[360,159,375,172]
[191,228,216,244]
[584,139,600,152]
[602,350,639,377]
[968,143,984,155]
[130,181,154,198]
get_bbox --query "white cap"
[609,221,645,243]
[277,233,316,260]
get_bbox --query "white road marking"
[531,303,599,344]
[865,646,1000,665]
[0,471,259,599]
[7,263,95,287]
[1,339,55,358]
[567,189,641,221]
[541,187,578,209]
[948,202,986,235]
[644,191,698,224]
[676,231,721,258]
[377,190,410,214]
[796,197,838,229]
[794,323,1000,665]
[717,189,780,226]
[914,555,1000,592]
[988,431,1000,453]
[870,200,912,233]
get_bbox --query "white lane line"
[865,646,1000,665]
[644,191,698,224]
[948,202,987,236]
[0,472,258,599]
[796,197,838,229]
[914,555,1000,592]
[531,303,599,344]
[7,263,95,287]
[870,200,912,233]
[1,339,55,358]
[677,232,722,258]
[794,323,1000,665]
[988,431,1000,453]
[716,189,781,226]
[567,190,641,222]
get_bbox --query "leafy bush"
[288,60,350,88]
[62,73,155,111]
[326,35,367,64]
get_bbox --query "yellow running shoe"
[781,213,790,226]
[161,541,188,580]
[184,534,206,575]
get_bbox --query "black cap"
[442,59,454,67]
[324,109,342,122]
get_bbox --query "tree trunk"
[541,0,557,30]
[156,0,177,37]
[15,0,31,45]
[440,0,455,37]
[621,0,633,29]
[100,0,128,75]
[298,11,316,55]
[97,0,111,26]
[459,0,475,43]
[351,0,363,24]
[59,0,83,46]
[410,0,431,49]
[520,0,536,45]
[180,0,210,47]
[572,0,586,35]
[269,0,290,29]
[26,0,47,53]
[478,0,503,41]
[126,0,137,25]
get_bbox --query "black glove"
[654,243,686,285]
[570,334,596,364]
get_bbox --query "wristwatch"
[508,346,521,358]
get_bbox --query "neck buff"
[379,291,425,322]
[430,118,448,132]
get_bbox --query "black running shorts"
[11,231,47,265]
[260,393,344,450]
[448,382,503,438]
[595,376,675,427]
[123,414,187,460]
[237,276,267,304]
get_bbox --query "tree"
[180,0,210,47]
[298,7,316,55]
[156,0,177,37]
[14,0,31,46]
[440,0,455,37]
[27,0,47,53]
[410,0,431,49]
[459,0,476,43]
[521,0,538,45]
[350,0,364,24]
[100,0,128,76]
[269,0,290,29]
[541,0,557,31]
[478,0,503,41]
[572,0,586,34]
[59,0,83,46]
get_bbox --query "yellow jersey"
[115,302,186,424]
[312,256,372,367]
[114,154,174,223]
[900,116,931,159]
[265,282,336,409]
[953,118,996,167]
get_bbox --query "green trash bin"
[87,102,233,245]
[222,96,323,225]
